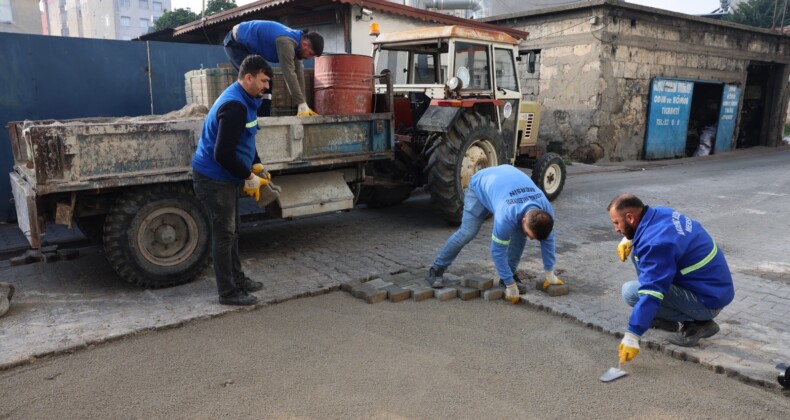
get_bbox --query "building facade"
[486,0,790,162]
[0,0,43,34]
[42,0,171,40]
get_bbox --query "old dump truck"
[7,25,565,288]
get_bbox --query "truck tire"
[426,111,505,224]
[531,152,566,201]
[103,184,210,288]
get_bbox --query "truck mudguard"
[416,106,463,133]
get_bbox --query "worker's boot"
[499,273,527,294]
[237,274,264,293]
[668,320,720,347]
[219,290,259,306]
[650,318,679,332]
[425,267,445,289]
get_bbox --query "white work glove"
[618,332,640,364]
[617,237,633,262]
[542,270,565,289]
[504,283,520,304]
[297,102,318,116]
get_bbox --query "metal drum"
[314,54,374,115]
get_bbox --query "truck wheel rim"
[137,207,199,267]
[461,140,498,190]
[542,163,561,195]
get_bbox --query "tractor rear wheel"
[426,111,505,224]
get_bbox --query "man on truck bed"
[223,20,324,117]
[425,165,564,303]
[192,55,273,306]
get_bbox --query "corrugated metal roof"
[373,25,519,45]
[170,0,528,40]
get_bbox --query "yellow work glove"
[542,270,565,289]
[251,163,272,180]
[296,102,318,117]
[617,237,633,262]
[504,283,521,304]
[243,174,269,202]
[618,332,640,364]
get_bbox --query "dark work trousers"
[192,170,244,298]
[223,31,273,117]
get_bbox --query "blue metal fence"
[0,33,228,221]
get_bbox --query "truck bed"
[8,113,394,196]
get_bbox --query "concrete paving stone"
[434,287,458,301]
[442,273,462,287]
[484,288,504,301]
[340,278,364,293]
[462,274,494,291]
[534,280,570,297]
[42,252,59,263]
[357,285,387,304]
[365,278,393,289]
[56,249,80,260]
[454,286,481,301]
[9,255,33,266]
[385,272,422,287]
[403,285,434,302]
[383,285,411,303]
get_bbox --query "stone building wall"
[487,0,790,162]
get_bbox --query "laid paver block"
[442,273,462,286]
[434,287,458,301]
[484,288,504,301]
[365,278,394,289]
[386,272,421,287]
[9,255,34,266]
[404,285,434,302]
[534,280,570,297]
[384,285,411,303]
[356,285,387,304]
[42,252,60,263]
[351,283,376,299]
[462,274,494,291]
[341,278,364,293]
[455,286,481,301]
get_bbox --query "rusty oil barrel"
[313,54,374,115]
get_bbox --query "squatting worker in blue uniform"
[192,55,274,306]
[223,20,324,117]
[608,194,735,364]
[425,165,564,303]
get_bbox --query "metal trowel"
[600,361,628,382]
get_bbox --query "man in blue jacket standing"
[224,20,324,117]
[609,194,735,364]
[425,165,564,303]
[192,55,273,306]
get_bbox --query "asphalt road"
[1,293,789,419]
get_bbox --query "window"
[120,16,131,27]
[494,49,518,92]
[152,1,162,12]
[375,49,408,84]
[412,54,438,84]
[139,0,148,10]
[0,0,13,24]
[454,42,490,90]
[119,0,130,7]
[139,18,149,28]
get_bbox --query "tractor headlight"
[446,77,461,91]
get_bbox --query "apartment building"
[0,0,43,34]
[42,0,171,40]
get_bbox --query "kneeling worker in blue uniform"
[425,165,564,303]
[608,194,735,364]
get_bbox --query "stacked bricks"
[184,66,314,113]
[185,65,237,109]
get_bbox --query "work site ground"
[0,146,788,393]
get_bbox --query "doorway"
[685,82,723,157]
[737,62,785,148]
